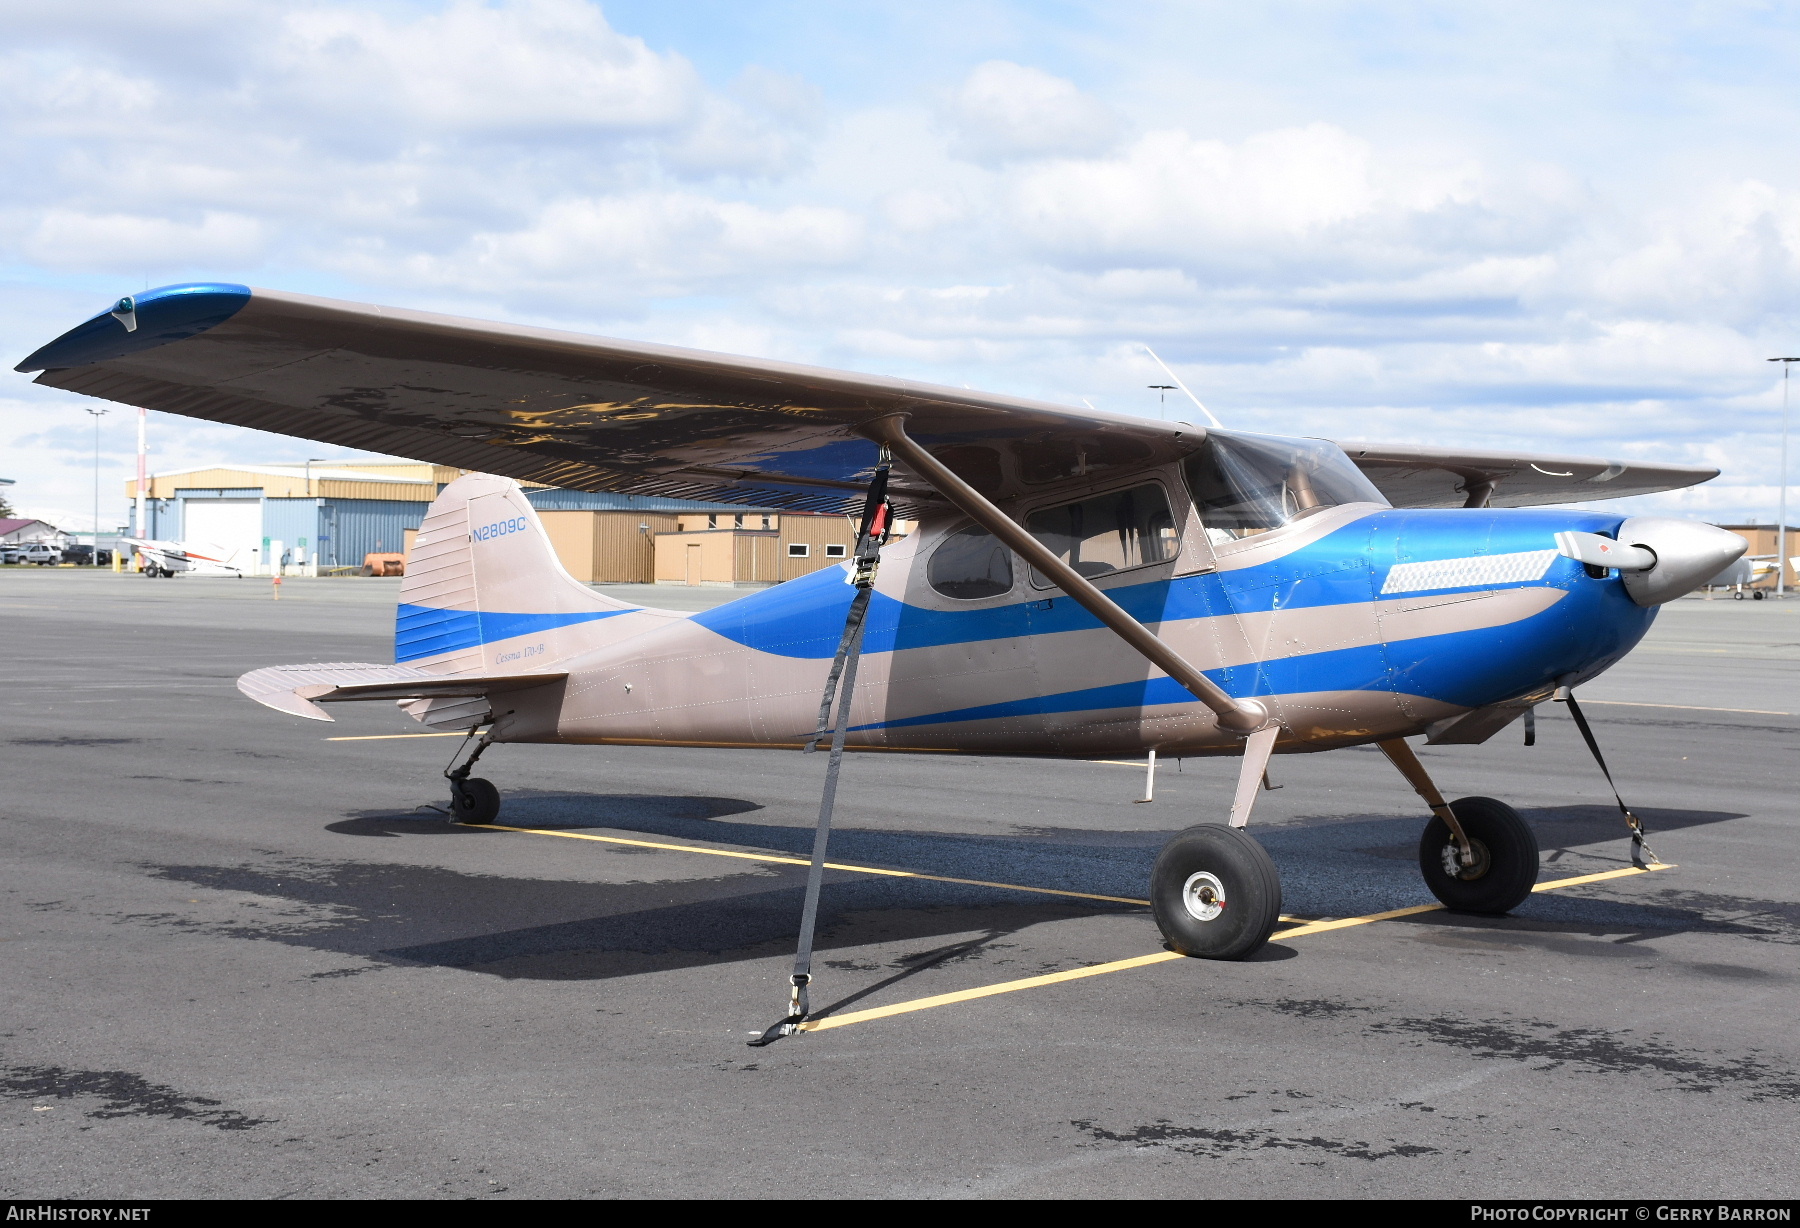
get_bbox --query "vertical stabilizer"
[396,474,640,674]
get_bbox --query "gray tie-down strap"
[751,450,891,1046]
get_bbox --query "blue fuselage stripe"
[394,605,630,663]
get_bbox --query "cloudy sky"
[4,0,1799,532]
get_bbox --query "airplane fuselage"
[447,501,1653,758]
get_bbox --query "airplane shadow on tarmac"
[151,789,1768,992]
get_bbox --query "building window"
[788,543,810,558]
[707,513,717,528]
[760,515,772,530]
[824,543,847,558]
[733,513,744,528]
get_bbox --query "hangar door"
[182,499,263,566]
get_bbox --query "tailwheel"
[1151,824,1283,960]
[1419,796,1538,914]
[449,777,501,825]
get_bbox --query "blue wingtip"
[13,282,252,373]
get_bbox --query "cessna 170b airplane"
[17,282,1748,974]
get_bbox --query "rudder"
[397,473,640,674]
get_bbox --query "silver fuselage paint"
[404,470,1654,759]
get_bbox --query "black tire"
[1419,796,1538,914]
[449,777,501,825]
[1753,590,1766,601]
[1151,824,1283,960]
[1734,591,1745,600]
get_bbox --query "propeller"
[1556,518,1748,606]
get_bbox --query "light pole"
[85,407,107,566]
[1768,358,1796,597]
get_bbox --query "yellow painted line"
[1529,862,1674,890]
[799,863,1675,1033]
[325,731,472,741]
[801,951,1186,1030]
[1578,699,1790,716]
[473,823,1151,906]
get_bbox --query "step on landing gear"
[1152,725,1285,960]
[1379,738,1538,914]
[445,727,501,825]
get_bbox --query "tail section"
[397,473,645,675]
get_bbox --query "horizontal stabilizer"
[236,662,566,722]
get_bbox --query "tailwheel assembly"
[444,725,500,824]
[1151,824,1283,960]
[1418,796,1538,914]
[449,776,501,825]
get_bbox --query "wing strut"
[861,414,1271,736]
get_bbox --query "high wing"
[17,282,1717,512]
[1335,442,1715,509]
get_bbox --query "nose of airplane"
[1614,517,1749,606]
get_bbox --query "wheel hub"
[1440,837,1492,881]
[1180,871,1227,922]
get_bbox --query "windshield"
[1185,432,1387,542]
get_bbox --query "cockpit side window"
[1185,433,1388,542]
[1024,482,1177,588]
[927,523,1014,600]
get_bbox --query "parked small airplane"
[16,283,1747,963]
[1705,554,1783,599]
[124,536,247,578]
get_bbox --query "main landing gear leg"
[1151,726,1284,961]
[446,726,501,826]
[1378,737,1538,914]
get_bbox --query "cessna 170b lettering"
[17,282,1748,980]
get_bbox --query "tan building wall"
[539,510,681,583]
[655,529,764,586]
[1718,525,1800,589]
[653,512,857,586]
[131,461,450,502]
[676,510,777,532]
[775,513,855,582]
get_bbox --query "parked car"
[12,543,62,565]
[60,545,112,566]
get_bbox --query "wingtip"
[15,282,252,373]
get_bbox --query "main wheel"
[1151,824,1283,960]
[1419,796,1538,914]
[449,777,501,825]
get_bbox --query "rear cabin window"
[1184,433,1388,543]
[927,524,1014,600]
[1025,483,1177,588]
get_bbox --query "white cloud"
[365,193,863,301]
[944,61,1119,163]
[24,209,264,270]
[4,2,1799,527]
[271,0,698,136]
